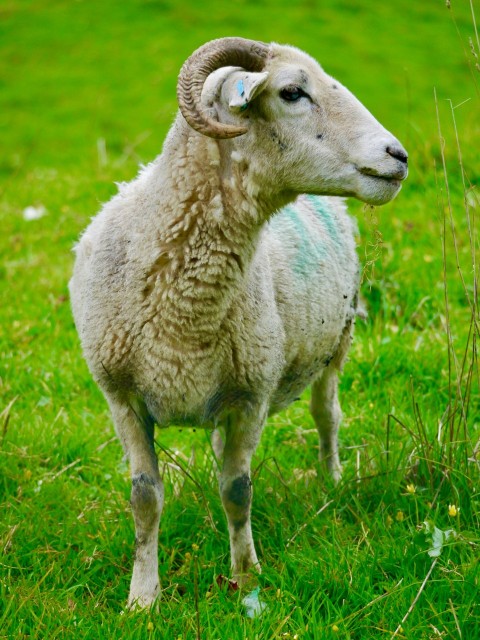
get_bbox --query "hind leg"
[211,427,225,463]
[310,370,343,483]
[310,319,353,483]
[106,393,163,608]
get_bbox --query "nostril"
[386,144,408,164]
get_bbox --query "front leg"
[106,393,164,609]
[219,406,267,584]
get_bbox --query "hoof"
[233,563,262,589]
[319,452,342,485]
[127,586,160,611]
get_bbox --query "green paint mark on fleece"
[271,202,324,276]
[305,194,340,246]
[270,196,344,277]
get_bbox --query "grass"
[0,0,479,638]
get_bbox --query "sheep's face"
[202,45,408,206]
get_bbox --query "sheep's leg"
[311,317,353,483]
[107,394,163,609]
[310,371,343,483]
[211,427,225,462]
[219,408,266,585]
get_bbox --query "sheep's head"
[177,38,408,206]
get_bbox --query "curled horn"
[177,37,269,139]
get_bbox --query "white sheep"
[69,37,408,608]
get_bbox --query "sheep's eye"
[280,86,306,102]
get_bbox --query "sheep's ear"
[224,71,269,113]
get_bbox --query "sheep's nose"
[386,144,408,164]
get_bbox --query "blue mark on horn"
[237,79,245,97]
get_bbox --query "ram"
[69,37,408,608]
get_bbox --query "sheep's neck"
[146,127,275,343]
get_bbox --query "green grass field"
[1,0,479,638]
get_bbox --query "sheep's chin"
[355,174,403,206]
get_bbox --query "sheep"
[69,37,408,608]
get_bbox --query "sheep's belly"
[271,365,325,413]
[147,357,331,429]
[270,341,342,413]
[149,387,258,430]
[143,314,347,428]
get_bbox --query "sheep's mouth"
[357,166,407,183]
[354,166,406,205]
